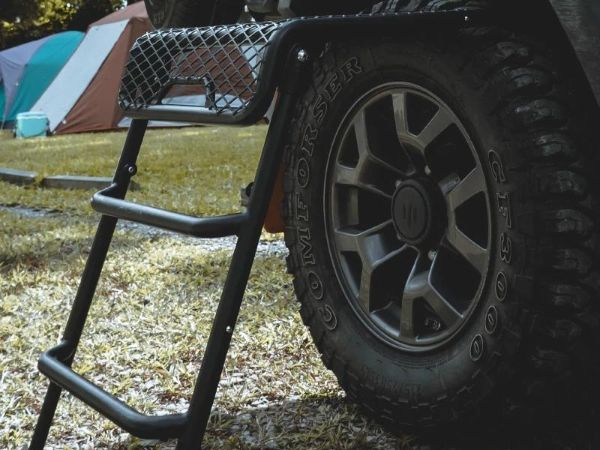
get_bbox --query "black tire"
[282,8,600,449]
[143,0,244,28]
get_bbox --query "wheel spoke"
[392,92,409,135]
[446,166,486,211]
[400,294,415,339]
[399,255,424,339]
[334,163,391,199]
[353,109,371,154]
[403,269,462,331]
[352,109,404,177]
[334,163,359,186]
[414,106,454,149]
[335,112,398,197]
[333,220,393,256]
[422,279,463,327]
[358,244,411,312]
[446,224,488,271]
[335,221,413,312]
[369,152,405,176]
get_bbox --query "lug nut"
[297,49,308,62]
[428,250,437,260]
[425,317,442,331]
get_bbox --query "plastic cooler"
[15,112,49,138]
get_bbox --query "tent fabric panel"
[31,20,129,132]
[57,18,152,134]
[0,35,51,119]
[6,31,84,122]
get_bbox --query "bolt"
[297,49,309,63]
[428,250,437,261]
[464,15,470,22]
[125,164,137,176]
[395,180,403,188]
[424,166,432,175]
[225,326,233,334]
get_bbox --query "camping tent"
[32,2,153,134]
[0,31,84,126]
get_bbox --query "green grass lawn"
[0,128,409,449]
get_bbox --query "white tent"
[33,22,129,133]
[31,3,152,134]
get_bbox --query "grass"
[0,126,267,217]
[0,127,409,449]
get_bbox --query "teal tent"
[0,31,84,126]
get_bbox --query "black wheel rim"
[325,82,492,352]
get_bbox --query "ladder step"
[39,342,187,440]
[92,184,247,237]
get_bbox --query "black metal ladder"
[28,11,483,449]
[29,50,308,450]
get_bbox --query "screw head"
[464,15,470,22]
[297,49,309,62]
[424,166,432,175]
[225,326,233,334]
[125,164,137,176]
[428,250,437,261]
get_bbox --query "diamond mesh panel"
[119,22,284,116]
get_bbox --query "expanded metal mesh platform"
[117,11,484,125]
[119,21,286,124]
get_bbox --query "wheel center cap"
[392,180,439,246]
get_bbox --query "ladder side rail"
[175,47,310,450]
[29,119,149,450]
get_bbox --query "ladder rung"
[92,184,247,237]
[39,342,187,440]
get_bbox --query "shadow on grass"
[0,207,175,276]
[0,225,146,274]
[120,394,600,450]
